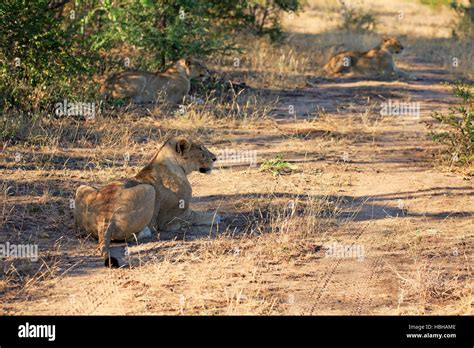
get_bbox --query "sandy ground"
[1,0,473,315]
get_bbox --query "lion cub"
[74,136,219,267]
[323,37,417,80]
[100,58,208,104]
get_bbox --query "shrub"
[90,0,238,71]
[76,0,302,72]
[430,82,473,168]
[0,0,96,115]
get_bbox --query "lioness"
[74,136,219,267]
[323,37,417,80]
[100,58,208,104]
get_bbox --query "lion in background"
[100,58,208,104]
[74,136,220,267]
[323,37,418,80]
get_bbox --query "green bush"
[430,82,473,167]
[0,0,96,115]
[88,0,238,71]
[90,0,301,72]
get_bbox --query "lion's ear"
[383,37,389,42]
[176,58,187,67]
[176,138,191,156]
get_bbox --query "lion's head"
[174,58,209,79]
[381,37,404,54]
[167,137,216,174]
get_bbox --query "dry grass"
[1,0,473,315]
[391,256,472,314]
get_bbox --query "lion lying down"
[74,137,219,267]
[323,37,418,80]
[100,58,208,104]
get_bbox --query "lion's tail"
[100,219,118,268]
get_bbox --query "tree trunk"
[156,0,167,69]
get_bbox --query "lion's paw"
[136,226,152,239]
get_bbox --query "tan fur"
[323,37,417,79]
[74,136,218,267]
[100,58,208,104]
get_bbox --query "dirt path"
[1,61,472,315]
[269,61,472,314]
